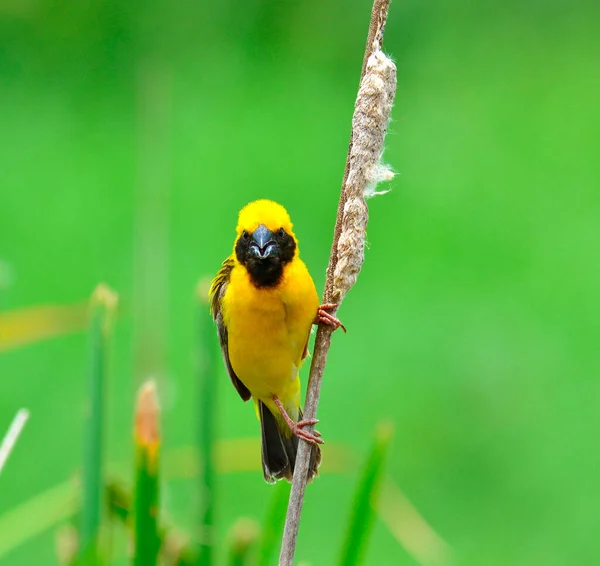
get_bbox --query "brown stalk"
[278,1,395,564]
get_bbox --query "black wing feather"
[209,257,252,402]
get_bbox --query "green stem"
[80,284,117,563]
[133,381,161,566]
[338,423,394,566]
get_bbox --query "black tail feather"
[259,401,321,483]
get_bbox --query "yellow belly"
[222,258,319,406]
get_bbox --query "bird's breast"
[222,260,318,401]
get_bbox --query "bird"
[209,199,344,483]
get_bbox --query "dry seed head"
[92,283,118,311]
[135,380,160,451]
[161,529,193,563]
[91,283,118,334]
[332,49,396,304]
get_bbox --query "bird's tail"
[258,401,321,484]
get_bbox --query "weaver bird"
[210,200,344,483]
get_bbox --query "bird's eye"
[277,228,285,238]
[242,230,249,240]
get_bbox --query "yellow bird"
[209,200,344,483]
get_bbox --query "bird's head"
[234,200,298,287]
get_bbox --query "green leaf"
[0,481,76,561]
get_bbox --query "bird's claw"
[315,303,346,333]
[291,422,324,445]
[297,418,319,427]
[272,396,324,445]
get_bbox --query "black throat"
[235,229,296,288]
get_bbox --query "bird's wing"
[301,329,311,360]
[210,257,252,402]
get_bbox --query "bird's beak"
[249,224,277,259]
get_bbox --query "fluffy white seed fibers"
[332,49,397,304]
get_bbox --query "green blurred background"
[1,0,599,564]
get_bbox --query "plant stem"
[278,1,394,564]
[80,284,117,562]
[133,381,161,566]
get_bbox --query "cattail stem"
[279,1,396,564]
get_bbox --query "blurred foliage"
[0,322,395,565]
[339,423,393,566]
[195,282,219,565]
[255,482,289,566]
[0,303,87,351]
[1,0,600,564]
[227,518,259,566]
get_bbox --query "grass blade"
[80,284,117,562]
[0,409,30,475]
[256,481,291,566]
[0,439,354,561]
[376,477,452,566]
[338,422,394,566]
[195,280,219,565]
[0,480,76,561]
[133,380,161,566]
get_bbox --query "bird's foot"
[273,396,324,445]
[315,303,346,333]
[291,418,323,444]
